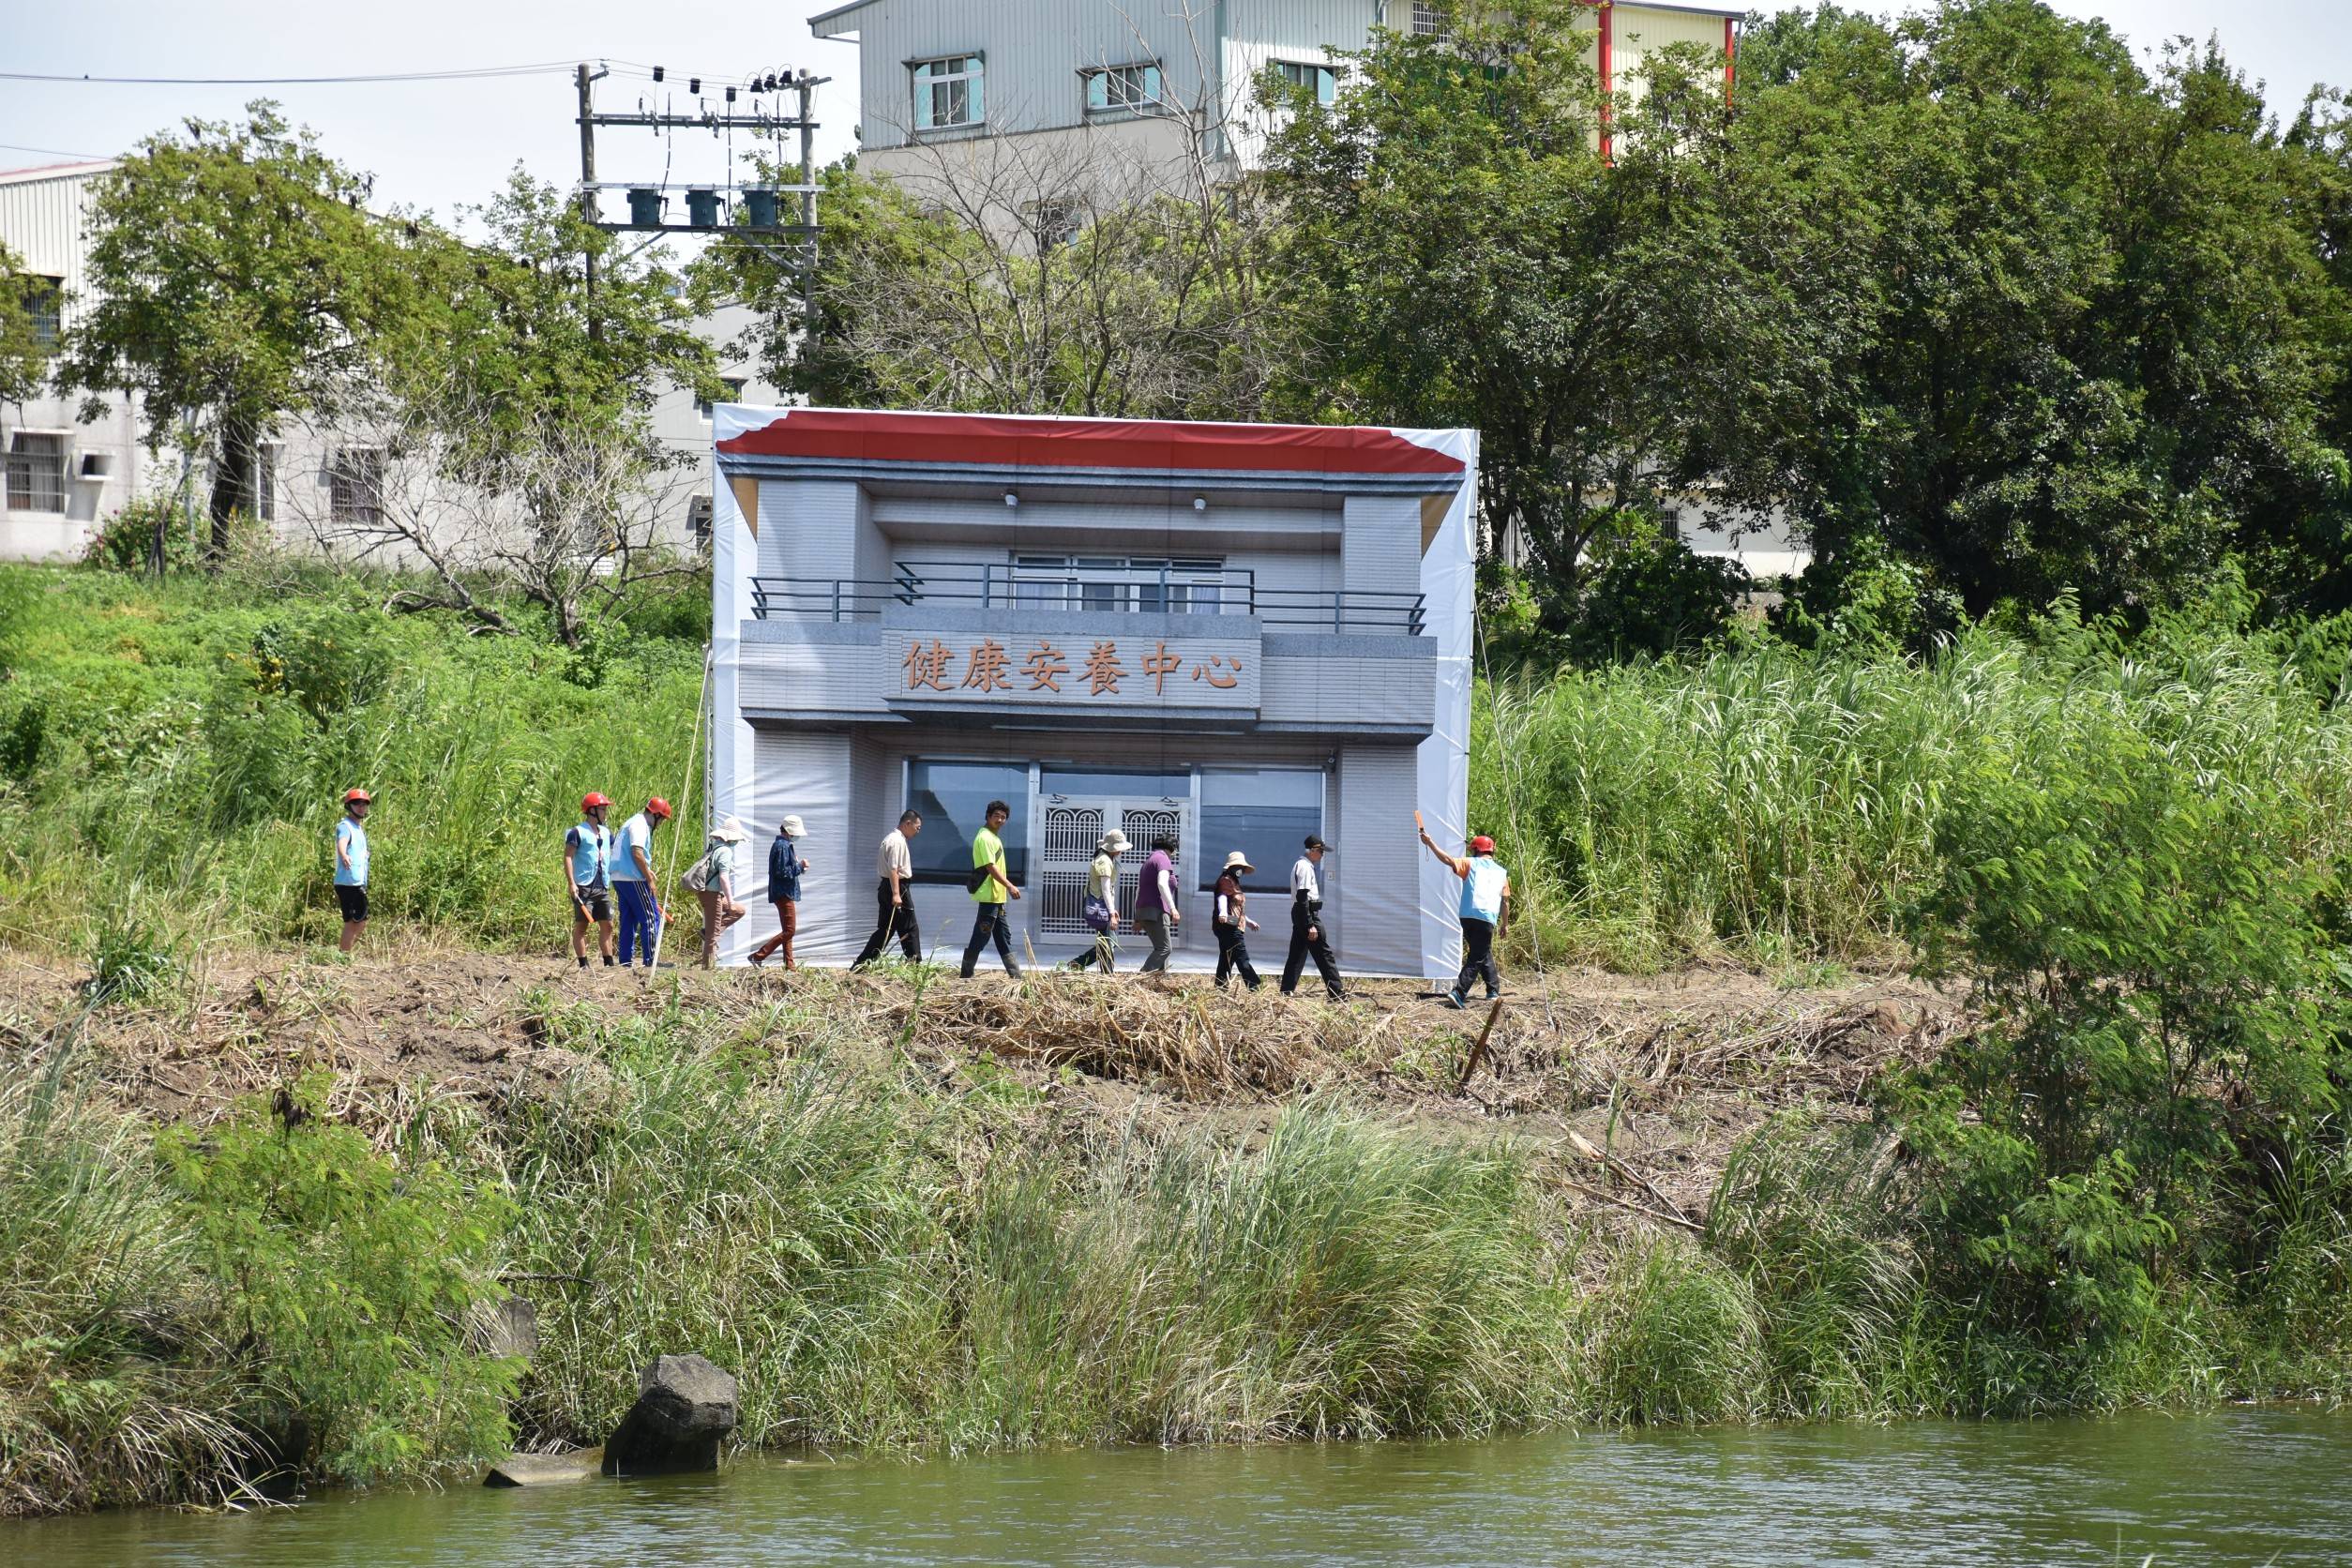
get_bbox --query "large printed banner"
[884,630,1261,712]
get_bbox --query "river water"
[22,1408,2351,1566]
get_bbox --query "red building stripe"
[1599,1,1614,165]
[1725,16,1737,106]
[716,410,1466,476]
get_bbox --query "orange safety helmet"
[344,788,372,805]
[645,797,673,821]
[581,792,612,811]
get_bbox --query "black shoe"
[578,957,589,970]
[604,956,616,967]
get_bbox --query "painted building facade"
[709,406,1477,975]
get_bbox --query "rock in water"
[484,1448,601,1487]
[600,1354,739,1476]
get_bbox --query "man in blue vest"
[1419,812,1512,1008]
[565,792,617,970]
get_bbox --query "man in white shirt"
[1279,834,1347,1001]
[852,810,925,967]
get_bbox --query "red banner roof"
[717,410,1464,477]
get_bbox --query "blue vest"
[566,822,611,887]
[1459,858,1507,923]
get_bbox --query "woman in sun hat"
[690,815,751,968]
[749,815,810,969]
[1069,828,1131,973]
[1211,849,1263,989]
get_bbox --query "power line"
[0,141,106,160]
[0,63,580,86]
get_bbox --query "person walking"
[565,792,617,970]
[852,810,924,968]
[688,816,749,968]
[958,799,1024,978]
[333,787,371,954]
[749,815,808,968]
[1279,834,1347,1001]
[1419,813,1511,1007]
[1068,829,1129,972]
[1211,850,1262,990]
[1134,833,1181,976]
[611,795,673,969]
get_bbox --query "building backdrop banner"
[710,406,1478,979]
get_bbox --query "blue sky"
[0,0,2343,228]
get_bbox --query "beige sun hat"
[711,815,747,842]
[780,814,807,837]
[1221,850,1255,873]
[1099,830,1132,854]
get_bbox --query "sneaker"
[577,957,589,971]
[603,956,615,967]
[1442,990,1467,1009]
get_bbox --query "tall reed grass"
[0,566,703,960]
[1474,612,2352,970]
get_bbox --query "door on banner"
[1034,793,1192,948]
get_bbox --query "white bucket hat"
[1221,850,1255,873]
[711,815,747,843]
[1099,830,1132,854]
[780,815,807,838]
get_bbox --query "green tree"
[58,104,418,558]
[1261,6,1793,617]
[363,172,720,644]
[0,242,49,407]
[1893,596,2348,1370]
[1722,2,2350,621]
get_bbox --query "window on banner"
[906,760,1028,884]
[1198,768,1323,892]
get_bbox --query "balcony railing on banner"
[748,560,1425,634]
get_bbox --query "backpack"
[682,847,720,894]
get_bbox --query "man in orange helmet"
[334,787,371,954]
[565,792,617,970]
[611,795,672,969]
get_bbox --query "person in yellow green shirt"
[959,798,1024,978]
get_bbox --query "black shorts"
[571,885,612,922]
[336,884,369,923]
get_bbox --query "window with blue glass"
[912,54,985,131]
[906,760,1028,883]
[1275,61,1341,107]
[1084,62,1164,114]
[1198,768,1324,891]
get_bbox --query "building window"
[1083,62,1164,115]
[1198,768,1324,892]
[912,54,986,131]
[251,440,279,523]
[5,432,68,513]
[21,277,62,353]
[906,760,1029,884]
[687,491,714,546]
[1275,61,1341,106]
[1010,555,1227,614]
[1410,1,1450,38]
[329,447,384,527]
[696,377,746,421]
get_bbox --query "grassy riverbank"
[4,960,2348,1516]
[4,561,2351,1515]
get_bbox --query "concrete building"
[812,0,1746,179]
[0,158,769,563]
[708,405,1477,975]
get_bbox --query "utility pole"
[576,61,603,342]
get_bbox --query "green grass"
[1475,609,2352,971]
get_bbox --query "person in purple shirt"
[1133,834,1181,975]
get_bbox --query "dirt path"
[0,947,1966,1218]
